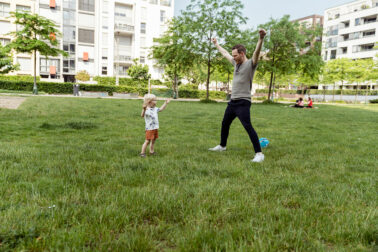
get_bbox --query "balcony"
[114,55,133,64]
[160,0,171,7]
[114,23,134,34]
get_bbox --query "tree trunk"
[301,84,304,95]
[340,80,343,101]
[365,84,369,104]
[354,83,359,104]
[227,72,230,93]
[206,56,211,100]
[174,74,178,99]
[268,71,274,101]
[323,86,326,102]
[272,73,276,101]
[332,83,336,102]
[33,50,38,95]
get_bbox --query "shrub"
[369,99,378,104]
[75,70,90,82]
[0,75,40,82]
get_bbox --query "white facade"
[322,0,378,61]
[0,0,174,81]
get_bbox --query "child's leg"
[141,140,150,154]
[150,139,156,153]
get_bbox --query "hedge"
[0,75,40,82]
[255,89,378,95]
[0,80,227,99]
[93,76,170,87]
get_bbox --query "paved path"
[0,96,26,109]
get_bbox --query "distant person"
[306,97,313,108]
[291,97,304,108]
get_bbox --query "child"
[140,94,170,157]
[306,97,313,108]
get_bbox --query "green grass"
[0,97,377,251]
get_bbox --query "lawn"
[0,97,377,251]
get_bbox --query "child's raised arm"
[159,98,171,112]
[141,104,147,117]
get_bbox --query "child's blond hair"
[143,93,156,107]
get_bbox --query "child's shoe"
[208,145,226,151]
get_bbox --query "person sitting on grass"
[140,94,170,157]
[292,97,304,108]
[306,97,313,108]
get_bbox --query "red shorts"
[145,129,158,140]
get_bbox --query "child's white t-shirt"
[144,107,160,130]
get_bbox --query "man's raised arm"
[212,38,233,64]
[252,29,267,66]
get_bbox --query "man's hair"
[232,44,246,55]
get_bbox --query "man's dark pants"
[220,99,262,153]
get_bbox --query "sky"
[174,0,355,28]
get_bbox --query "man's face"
[232,49,244,64]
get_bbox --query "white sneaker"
[208,145,226,152]
[251,153,264,163]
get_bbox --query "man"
[209,29,266,163]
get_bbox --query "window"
[0,38,10,46]
[102,66,107,75]
[115,4,133,23]
[63,11,76,25]
[63,26,76,41]
[141,23,146,34]
[160,0,171,7]
[355,18,360,26]
[160,10,166,23]
[140,56,145,64]
[324,51,328,61]
[78,29,94,44]
[102,48,108,59]
[63,0,76,9]
[40,58,60,73]
[79,0,94,12]
[0,3,10,17]
[330,50,336,59]
[63,59,75,73]
[102,33,108,45]
[141,7,147,20]
[16,5,31,12]
[102,0,108,14]
[63,43,75,55]
[149,0,157,4]
[140,37,146,48]
[102,17,108,29]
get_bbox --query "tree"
[127,59,150,84]
[0,44,18,74]
[323,58,353,101]
[151,18,195,98]
[296,24,324,94]
[257,16,307,100]
[75,70,90,82]
[7,11,67,94]
[180,0,247,99]
[350,59,370,103]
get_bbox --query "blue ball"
[259,137,269,148]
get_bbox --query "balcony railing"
[160,0,171,6]
[114,23,134,33]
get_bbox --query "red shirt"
[308,100,313,107]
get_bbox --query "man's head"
[231,44,246,64]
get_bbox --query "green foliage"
[127,59,150,81]
[255,88,378,95]
[0,45,18,74]
[0,80,226,99]
[75,70,90,82]
[7,11,68,94]
[0,75,40,82]
[369,99,378,103]
[180,0,247,99]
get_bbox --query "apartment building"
[322,0,378,62]
[0,0,174,82]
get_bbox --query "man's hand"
[211,38,218,45]
[259,29,267,39]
